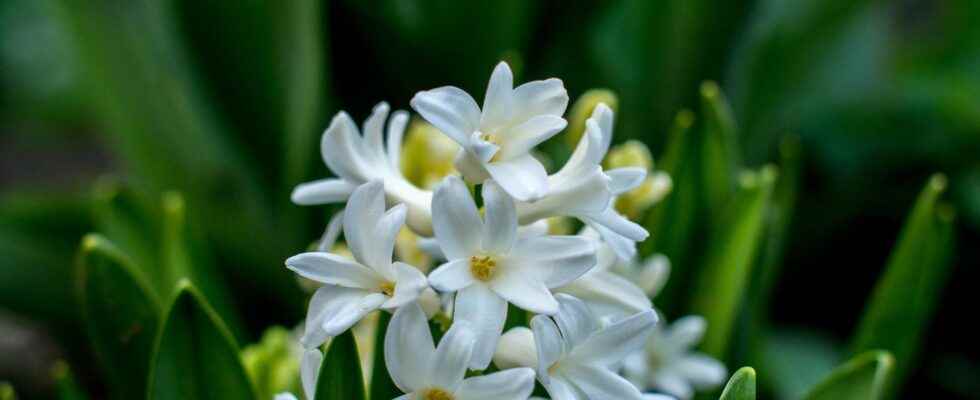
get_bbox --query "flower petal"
[301,349,323,400]
[568,309,657,368]
[411,86,481,146]
[386,110,410,173]
[675,354,727,389]
[382,261,428,309]
[362,102,390,164]
[432,176,483,259]
[652,371,694,400]
[530,314,563,382]
[497,115,567,160]
[493,327,538,370]
[321,293,386,335]
[508,236,597,288]
[481,180,518,254]
[386,302,435,393]
[587,221,638,261]
[274,394,298,400]
[552,294,598,349]
[456,367,535,400]
[665,315,707,351]
[370,203,408,278]
[321,112,371,182]
[480,62,514,132]
[557,270,653,319]
[291,178,357,205]
[316,211,345,252]
[454,284,507,370]
[300,285,374,348]
[511,78,568,121]
[286,252,382,289]
[541,376,582,400]
[586,207,649,242]
[485,154,549,202]
[343,181,386,265]
[565,364,645,400]
[428,258,476,293]
[607,167,647,195]
[490,267,559,315]
[427,319,475,392]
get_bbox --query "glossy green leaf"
[699,81,741,220]
[851,174,956,395]
[76,234,160,400]
[315,330,366,400]
[802,351,894,400]
[369,312,400,400]
[690,166,777,358]
[148,281,258,400]
[719,367,756,400]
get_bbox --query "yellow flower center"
[548,361,561,375]
[379,281,396,297]
[421,387,455,400]
[470,255,497,281]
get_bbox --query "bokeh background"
[1,0,978,399]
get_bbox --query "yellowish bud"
[401,120,460,190]
[566,89,619,147]
[241,327,301,399]
[605,141,673,219]
[395,227,433,273]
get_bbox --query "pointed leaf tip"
[719,367,756,400]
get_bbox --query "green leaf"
[699,81,741,220]
[315,330,366,400]
[148,281,258,400]
[91,179,164,292]
[851,174,956,396]
[369,312,400,400]
[718,367,756,400]
[760,329,842,400]
[0,382,17,400]
[802,351,894,400]
[51,361,89,400]
[76,234,161,400]
[690,166,777,358]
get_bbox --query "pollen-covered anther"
[380,281,396,297]
[469,255,497,281]
[421,387,455,400]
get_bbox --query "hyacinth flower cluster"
[282,62,725,400]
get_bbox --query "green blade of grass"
[315,330,366,400]
[802,351,894,400]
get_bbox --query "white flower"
[514,103,649,260]
[411,62,568,202]
[427,176,597,369]
[291,102,437,235]
[622,316,727,400]
[386,302,536,400]
[286,181,428,348]
[496,294,658,400]
[274,348,323,400]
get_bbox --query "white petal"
[587,208,649,242]
[321,112,371,182]
[432,176,484,260]
[587,221,638,261]
[343,181,386,265]
[316,211,345,252]
[588,103,614,159]
[517,220,549,239]
[493,327,538,370]
[569,310,657,368]
[565,364,645,400]
[490,268,558,315]
[369,203,408,278]
[386,302,435,393]
[652,371,694,400]
[607,167,647,195]
[382,261,428,309]
[480,62,514,132]
[665,315,706,351]
[427,320,475,392]
[454,284,507,370]
[643,394,676,400]
[675,354,727,389]
[529,315,563,382]
[456,367,535,400]
[286,252,382,289]
[428,258,476,292]
[454,149,492,183]
[291,178,356,205]
[637,254,671,297]
[481,180,518,254]
[470,131,501,163]
[321,293,386,335]
[301,349,323,400]
[557,270,653,318]
[386,110,410,173]
[516,165,611,224]
[362,102,391,164]
[274,394,298,400]
[511,78,568,121]
[301,286,373,348]
[411,87,481,146]
[542,376,582,400]
[485,154,549,202]
[551,294,598,349]
[508,236,597,288]
[417,236,446,261]
[497,115,566,160]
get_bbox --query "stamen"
[421,387,454,400]
[380,281,396,297]
[470,255,497,281]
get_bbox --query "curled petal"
[410,87,481,146]
[386,302,435,393]
[291,178,356,205]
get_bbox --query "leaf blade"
[719,367,756,400]
[802,351,894,400]
[315,330,366,400]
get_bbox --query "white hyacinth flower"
[411,62,569,202]
[515,103,649,260]
[496,294,657,400]
[291,102,437,235]
[386,302,536,400]
[274,348,323,400]
[286,181,428,348]
[427,176,597,369]
[622,316,727,400]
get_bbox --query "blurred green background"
[1,0,977,399]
